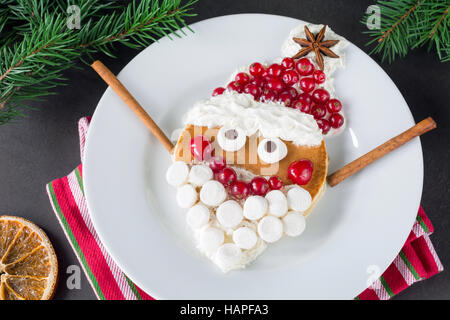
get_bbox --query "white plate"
[84,14,423,299]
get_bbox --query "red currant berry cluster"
[211,57,345,134]
[208,156,284,200]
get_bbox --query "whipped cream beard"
[165,161,312,273]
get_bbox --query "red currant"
[243,83,261,100]
[328,113,344,128]
[285,87,298,99]
[316,119,331,134]
[212,87,225,96]
[326,99,342,113]
[230,181,251,200]
[249,62,264,77]
[287,159,314,185]
[299,77,316,93]
[260,89,278,102]
[281,69,300,87]
[267,64,284,77]
[268,176,283,190]
[235,72,250,85]
[311,104,327,119]
[297,93,312,105]
[250,77,265,88]
[278,91,293,107]
[209,156,226,173]
[312,70,326,84]
[281,57,295,70]
[217,167,237,187]
[266,77,285,93]
[295,58,314,76]
[190,135,213,161]
[250,177,269,196]
[292,99,311,113]
[312,88,330,104]
[227,81,243,93]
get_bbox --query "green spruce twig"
[0,0,197,125]
[362,0,449,63]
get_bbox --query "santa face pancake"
[164,22,348,272]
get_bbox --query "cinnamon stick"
[91,60,174,153]
[327,117,436,187]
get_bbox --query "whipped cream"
[183,91,323,146]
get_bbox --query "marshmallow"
[166,161,189,187]
[199,227,224,253]
[215,243,242,270]
[186,204,210,229]
[243,196,268,220]
[216,200,243,228]
[200,180,227,207]
[283,212,306,237]
[176,184,197,208]
[232,227,257,250]
[257,216,283,243]
[188,164,213,187]
[287,186,312,212]
[265,190,288,217]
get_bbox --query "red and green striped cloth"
[46,117,443,300]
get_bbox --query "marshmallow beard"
[165,161,312,273]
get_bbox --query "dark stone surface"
[0,0,448,300]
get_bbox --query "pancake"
[173,124,328,211]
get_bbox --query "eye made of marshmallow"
[217,127,246,152]
[257,138,287,164]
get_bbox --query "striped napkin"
[46,117,443,300]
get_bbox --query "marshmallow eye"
[257,138,288,164]
[217,127,246,152]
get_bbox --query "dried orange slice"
[0,216,58,300]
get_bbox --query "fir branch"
[363,0,450,63]
[0,0,197,125]
[363,0,425,63]
[410,1,449,62]
[377,0,423,43]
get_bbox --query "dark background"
[1,0,449,300]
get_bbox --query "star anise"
[292,25,339,70]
